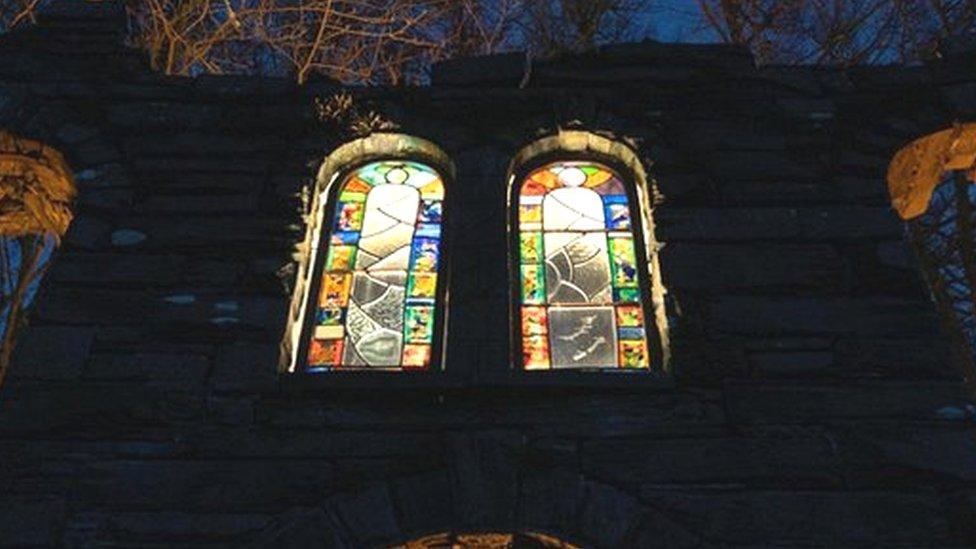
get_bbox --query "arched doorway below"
[392,532,583,549]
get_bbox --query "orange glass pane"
[408,272,437,299]
[319,273,351,307]
[530,168,560,190]
[521,180,547,196]
[521,306,548,336]
[582,167,613,188]
[344,177,372,194]
[308,338,343,366]
[523,335,550,369]
[615,305,644,327]
[618,340,649,368]
[419,179,444,200]
[401,344,431,368]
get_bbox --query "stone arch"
[506,129,671,371]
[886,122,976,388]
[247,468,701,548]
[0,83,134,386]
[281,132,455,372]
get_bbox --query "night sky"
[641,1,719,43]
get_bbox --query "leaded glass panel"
[517,161,652,370]
[305,160,445,371]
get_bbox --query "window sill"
[277,367,674,394]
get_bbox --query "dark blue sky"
[640,1,719,43]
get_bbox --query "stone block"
[577,481,643,547]
[706,297,939,336]
[325,484,401,547]
[246,507,349,549]
[48,253,185,286]
[432,53,526,86]
[391,471,454,540]
[10,324,93,380]
[639,490,951,545]
[0,496,65,546]
[0,383,206,436]
[724,381,974,423]
[839,425,976,485]
[447,431,520,530]
[87,512,272,545]
[748,350,836,377]
[213,342,278,392]
[74,459,337,512]
[662,243,843,292]
[84,352,210,385]
[583,436,842,488]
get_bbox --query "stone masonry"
[1,2,975,547]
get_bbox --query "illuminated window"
[298,160,446,372]
[0,131,75,387]
[888,123,976,383]
[514,160,658,370]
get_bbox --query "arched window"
[889,123,976,385]
[294,152,450,372]
[0,130,75,387]
[511,144,665,371]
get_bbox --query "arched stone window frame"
[0,130,76,386]
[282,133,456,375]
[507,130,671,375]
[888,122,976,388]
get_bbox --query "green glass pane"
[609,236,639,288]
[339,190,367,203]
[325,245,357,272]
[520,264,546,304]
[614,287,640,303]
[356,162,388,186]
[520,232,543,264]
[404,305,434,343]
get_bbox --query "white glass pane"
[548,306,617,368]
[544,232,612,304]
[344,270,406,366]
[543,187,605,231]
[358,185,420,270]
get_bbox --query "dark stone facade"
[1,2,976,547]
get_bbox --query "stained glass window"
[516,161,653,370]
[303,160,445,371]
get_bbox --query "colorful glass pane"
[305,161,445,371]
[516,161,653,370]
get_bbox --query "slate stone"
[662,243,843,292]
[84,352,210,385]
[213,342,278,392]
[583,436,842,488]
[641,490,951,545]
[748,350,836,377]
[247,507,349,549]
[707,297,939,336]
[390,471,455,539]
[10,324,93,380]
[63,214,111,250]
[325,484,402,547]
[0,496,65,546]
[0,10,974,547]
[839,425,976,484]
[724,381,974,423]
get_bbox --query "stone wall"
[0,3,975,547]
